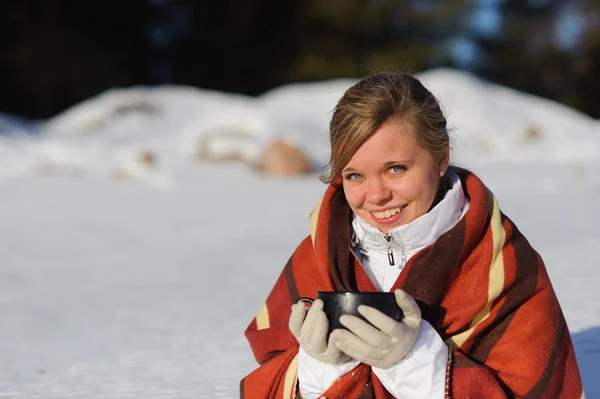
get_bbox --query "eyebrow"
[342,160,411,173]
[383,160,410,167]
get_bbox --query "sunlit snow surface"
[0,69,599,398]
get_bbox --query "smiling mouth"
[371,206,405,220]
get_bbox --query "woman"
[240,73,583,398]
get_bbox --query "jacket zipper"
[384,234,395,266]
[384,234,407,267]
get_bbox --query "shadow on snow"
[573,326,600,398]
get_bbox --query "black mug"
[297,291,403,335]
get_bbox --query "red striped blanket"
[241,167,584,398]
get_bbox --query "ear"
[437,145,450,175]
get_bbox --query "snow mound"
[0,68,598,181]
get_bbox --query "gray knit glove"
[331,289,421,369]
[289,299,351,365]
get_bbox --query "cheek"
[342,183,365,209]
[392,175,437,203]
[416,175,439,206]
[389,180,421,201]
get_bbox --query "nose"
[367,177,392,204]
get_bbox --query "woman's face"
[341,118,448,234]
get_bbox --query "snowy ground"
[0,69,599,398]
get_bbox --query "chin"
[372,219,403,233]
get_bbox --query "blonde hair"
[321,73,449,184]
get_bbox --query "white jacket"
[298,172,470,399]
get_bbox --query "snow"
[0,69,599,398]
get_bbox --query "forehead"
[347,119,422,165]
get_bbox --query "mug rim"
[296,291,395,305]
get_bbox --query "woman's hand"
[332,289,421,369]
[289,299,352,365]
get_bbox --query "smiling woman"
[241,73,584,399]
[340,118,447,233]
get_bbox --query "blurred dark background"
[1,0,600,119]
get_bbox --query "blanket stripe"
[446,190,505,349]
[256,303,270,331]
[283,355,299,399]
[241,167,584,398]
[284,258,300,305]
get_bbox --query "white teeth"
[373,207,402,219]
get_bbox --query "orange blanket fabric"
[240,168,584,398]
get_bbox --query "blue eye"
[344,173,363,180]
[389,165,406,173]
